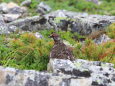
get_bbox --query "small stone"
[36,2,51,15]
[34,32,43,39]
[21,0,32,7]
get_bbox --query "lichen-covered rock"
[0,66,93,86]
[0,59,115,86]
[8,16,49,31]
[45,10,115,35]
[48,59,115,86]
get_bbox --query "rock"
[0,66,92,86]
[0,3,8,13]
[86,0,99,4]
[36,2,51,15]
[94,34,111,44]
[0,58,114,86]
[3,14,21,22]
[7,2,19,9]
[21,0,32,7]
[48,58,115,86]
[0,15,18,34]
[8,6,27,15]
[0,2,28,19]
[5,10,115,35]
[0,15,9,34]
[45,10,115,35]
[34,32,43,39]
[8,16,49,31]
[45,10,88,18]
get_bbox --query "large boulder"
[2,10,115,35]
[0,58,115,86]
[48,58,115,86]
[8,16,49,31]
[0,66,92,86]
[45,10,115,35]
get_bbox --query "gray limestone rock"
[0,66,92,86]
[3,14,21,22]
[0,58,115,86]
[8,16,50,31]
[36,2,51,15]
[48,59,115,86]
[21,0,32,7]
[0,2,28,21]
[45,10,115,35]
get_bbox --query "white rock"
[3,14,21,22]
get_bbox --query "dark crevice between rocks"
[91,81,107,86]
[31,18,47,25]
[60,78,71,86]
[5,74,13,84]
[59,68,91,78]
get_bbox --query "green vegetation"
[0,23,115,70]
[0,0,115,15]
[0,32,53,70]
[0,0,114,70]
[106,23,115,39]
[73,38,115,62]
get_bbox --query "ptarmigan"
[49,32,75,61]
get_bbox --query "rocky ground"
[0,59,115,86]
[0,0,115,86]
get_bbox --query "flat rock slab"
[48,59,115,86]
[0,66,92,86]
[0,59,115,86]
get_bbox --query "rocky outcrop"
[7,10,115,35]
[0,4,115,35]
[0,59,115,86]
[48,59,115,86]
[8,16,49,31]
[0,2,27,23]
[45,10,115,35]
[6,10,114,34]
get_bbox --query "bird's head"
[49,32,61,43]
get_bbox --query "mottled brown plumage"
[49,32,75,61]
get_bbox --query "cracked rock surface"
[0,59,115,86]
